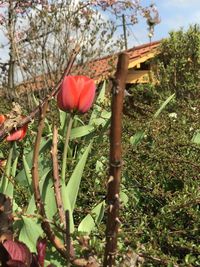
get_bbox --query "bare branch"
[51,125,66,230]
[31,100,67,259]
[103,53,129,267]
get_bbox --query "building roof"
[13,40,161,95]
[72,40,161,83]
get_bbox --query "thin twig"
[32,100,67,259]
[0,46,80,141]
[51,125,66,229]
[14,212,66,234]
[103,53,129,267]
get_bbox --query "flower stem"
[61,114,73,181]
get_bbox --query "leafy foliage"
[155,24,200,98]
[116,84,200,266]
[1,26,200,265]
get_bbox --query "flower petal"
[57,75,96,113]
[78,79,96,113]
[6,125,27,142]
[57,76,80,112]
[0,114,6,125]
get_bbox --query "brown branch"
[51,126,76,262]
[14,212,66,234]
[103,53,129,267]
[0,46,80,141]
[51,125,66,229]
[31,101,67,260]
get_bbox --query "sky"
[123,0,200,48]
[1,0,200,61]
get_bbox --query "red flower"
[57,75,96,113]
[0,114,6,125]
[6,124,28,142]
[0,114,28,142]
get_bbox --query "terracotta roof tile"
[72,40,160,83]
[15,40,161,94]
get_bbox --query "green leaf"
[78,201,105,234]
[16,137,51,185]
[154,94,175,118]
[26,168,51,214]
[22,155,32,192]
[4,144,19,197]
[130,131,145,146]
[89,81,107,124]
[70,126,95,139]
[19,216,43,252]
[185,254,196,264]
[96,80,107,104]
[101,110,111,119]
[192,130,200,145]
[4,182,14,198]
[32,93,39,106]
[11,153,19,178]
[61,183,74,232]
[90,117,105,126]
[59,110,67,133]
[65,143,92,212]
[41,172,57,220]
[120,191,129,206]
[0,144,14,193]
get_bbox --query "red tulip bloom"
[0,114,28,141]
[57,75,96,113]
[0,114,6,125]
[6,124,28,142]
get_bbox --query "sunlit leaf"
[120,191,129,206]
[70,126,95,139]
[0,143,14,193]
[65,142,92,212]
[26,168,51,214]
[89,81,107,124]
[154,94,175,118]
[11,153,19,178]
[4,182,13,198]
[16,138,51,185]
[41,172,57,220]
[130,131,145,146]
[22,155,32,192]
[192,130,200,145]
[101,110,111,119]
[59,110,67,133]
[19,216,43,253]
[78,201,105,234]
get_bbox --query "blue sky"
[1,0,200,61]
[123,0,200,47]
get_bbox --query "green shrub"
[155,24,200,99]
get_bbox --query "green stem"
[1,142,14,193]
[61,114,73,181]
